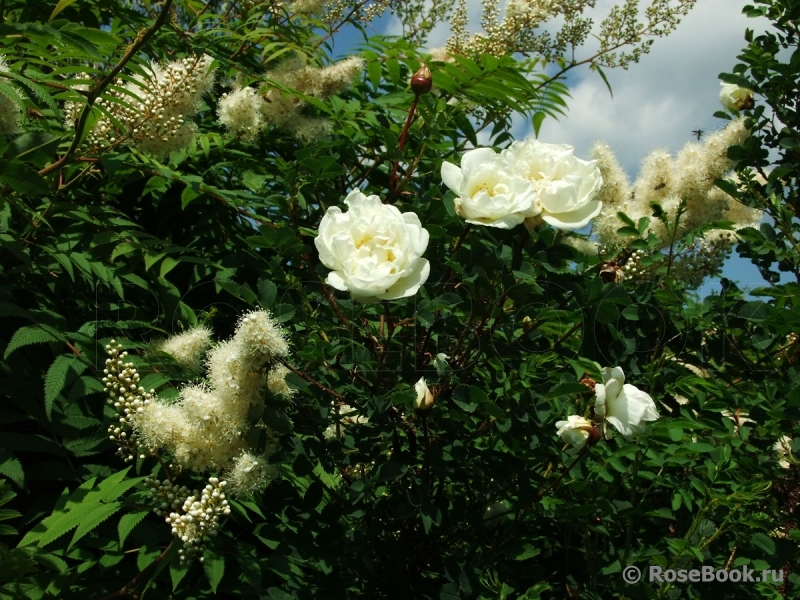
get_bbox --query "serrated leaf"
[258,278,277,309]
[171,558,190,591]
[44,355,87,420]
[0,454,24,487]
[204,554,225,592]
[69,502,122,549]
[118,511,148,548]
[18,477,97,547]
[4,324,62,359]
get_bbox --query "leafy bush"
[0,0,798,598]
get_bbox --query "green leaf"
[0,453,24,488]
[592,63,614,98]
[204,554,225,593]
[750,532,775,555]
[546,382,590,398]
[258,278,278,309]
[4,324,62,359]
[181,186,201,209]
[118,511,148,548]
[69,502,122,549]
[18,477,98,547]
[44,355,87,420]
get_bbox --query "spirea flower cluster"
[66,54,216,157]
[0,55,22,135]
[590,118,759,250]
[227,450,279,496]
[441,139,604,230]
[572,118,763,288]
[104,310,292,501]
[129,310,290,476]
[220,55,364,143]
[103,341,157,462]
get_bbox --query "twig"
[38,0,175,177]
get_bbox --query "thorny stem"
[98,541,175,600]
[276,357,345,402]
[388,94,420,194]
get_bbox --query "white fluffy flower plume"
[157,326,212,370]
[114,309,292,474]
[594,367,659,441]
[315,190,430,302]
[217,86,264,141]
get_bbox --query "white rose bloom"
[555,415,594,452]
[501,139,603,230]
[315,190,430,302]
[719,82,754,112]
[594,367,659,441]
[441,147,537,229]
[414,377,434,412]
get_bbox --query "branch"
[38,0,175,177]
[99,541,175,600]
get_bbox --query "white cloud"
[538,0,761,175]
[384,0,764,175]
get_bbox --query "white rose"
[555,415,595,453]
[315,190,430,302]
[441,147,538,229]
[501,139,603,230]
[433,353,450,376]
[594,367,659,441]
[719,82,754,112]
[414,377,434,413]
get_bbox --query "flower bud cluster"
[447,0,556,57]
[669,231,735,289]
[164,477,231,563]
[143,477,190,517]
[619,249,650,281]
[0,55,22,135]
[103,340,156,462]
[68,54,215,157]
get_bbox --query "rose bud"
[411,65,433,95]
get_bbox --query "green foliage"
[0,0,797,598]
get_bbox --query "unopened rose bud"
[411,65,432,95]
[586,425,601,446]
[414,377,434,415]
[579,375,596,393]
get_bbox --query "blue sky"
[340,1,780,296]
